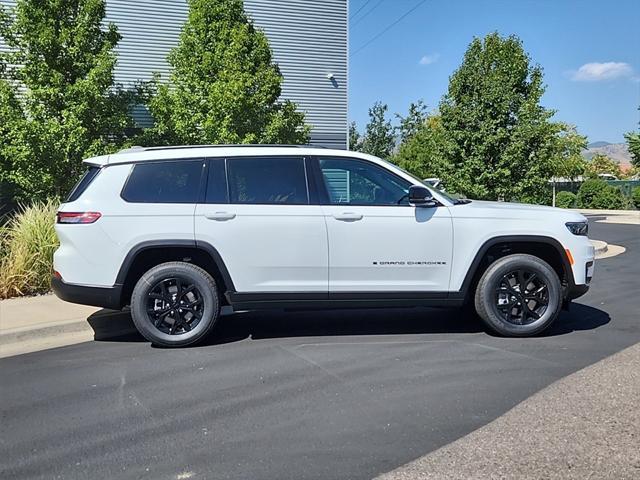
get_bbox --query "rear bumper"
[52,276,123,310]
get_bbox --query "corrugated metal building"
[0,0,348,149]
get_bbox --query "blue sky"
[348,0,640,143]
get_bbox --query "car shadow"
[87,302,610,346]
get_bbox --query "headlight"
[566,221,588,236]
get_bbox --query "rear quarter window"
[121,160,204,203]
[66,166,101,202]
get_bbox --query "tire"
[474,254,562,337]
[130,262,220,347]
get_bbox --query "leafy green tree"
[360,102,395,159]
[625,109,640,168]
[394,114,451,182]
[626,132,640,168]
[396,100,428,143]
[586,153,621,178]
[551,123,588,180]
[631,186,640,209]
[349,121,362,151]
[555,190,577,209]
[577,179,626,210]
[438,32,559,203]
[140,0,309,146]
[0,0,138,200]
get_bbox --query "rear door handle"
[333,212,363,221]
[205,212,236,221]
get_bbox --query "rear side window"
[227,157,308,205]
[121,160,203,203]
[66,166,101,202]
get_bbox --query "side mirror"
[409,185,436,207]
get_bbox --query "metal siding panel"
[0,0,347,148]
[244,0,347,149]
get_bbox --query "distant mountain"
[587,141,612,148]
[582,142,632,168]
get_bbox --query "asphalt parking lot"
[1,220,638,480]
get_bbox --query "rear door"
[194,156,328,293]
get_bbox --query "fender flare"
[455,235,575,298]
[115,239,236,292]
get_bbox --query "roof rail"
[118,144,325,153]
[117,145,146,154]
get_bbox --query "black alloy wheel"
[131,262,220,347]
[474,253,562,337]
[147,277,204,335]
[495,269,549,325]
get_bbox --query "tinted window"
[319,158,411,205]
[205,158,228,204]
[227,157,308,205]
[122,160,203,203]
[66,166,101,202]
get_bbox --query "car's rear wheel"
[474,254,562,337]
[130,262,220,347]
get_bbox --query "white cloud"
[419,53,440,66]
[571,62,634,81]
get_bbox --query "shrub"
[555,190,577,208]
[576,179,626,210]
[0,200,59,299]
[632,186,640,209]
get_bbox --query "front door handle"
[333,212,363,221]
[205,212,236,221]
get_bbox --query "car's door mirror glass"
[409,185,436,207]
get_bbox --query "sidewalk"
[575,209,640,226]
[0,294,135,358]
[377,342,640,480]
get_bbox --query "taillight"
[56,212,102,224]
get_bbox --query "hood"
[449,200,587,222]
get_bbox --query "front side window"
[319,157,411,205]
[121,160,203,203]
[227,157,308,205]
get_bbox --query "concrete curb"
[573,208,640,216]
[590,239,608,256]
[0,310,138,357]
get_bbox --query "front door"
[316,157,453,293]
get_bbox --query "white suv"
[53,145,595,346]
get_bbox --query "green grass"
[0,200,59,299]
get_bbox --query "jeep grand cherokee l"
[52,145,594,346]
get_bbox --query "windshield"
[381,159,468,205]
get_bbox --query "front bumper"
[52,276,123,310]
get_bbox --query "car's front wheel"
[474,254,562,337]
[130,262,220,347]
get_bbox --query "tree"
[360,102,395,159]
[586,153,622,178]
[437,32,560,203]
[394,114,451,181]
[626,132,640,168]
[349,121,362,151]
[396,100,428,143]
[140,0,309,146]
[0,0,138,200]
[551,123,588,180]
[625,107,640,168]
